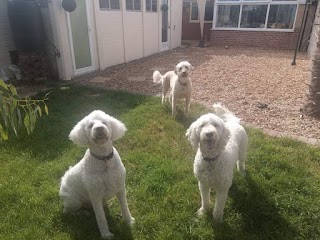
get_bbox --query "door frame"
[160,0,170,52]
[66,0,98,76]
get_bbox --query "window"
[146,0,157,12]
[190,0,214,22]
[126,0,141,11]
[216,5,240,28]
[240,5,268,28]
[215,0,298,30]
[99,0,120,10]
[267,5,297,29]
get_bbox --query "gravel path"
[75,42,318,140]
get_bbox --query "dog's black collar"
[90,150,114,161]
[178,79,188,86]
[203,154,220,162]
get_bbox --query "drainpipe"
[292,0,310,65]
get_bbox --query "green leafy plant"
[0,79,49,142]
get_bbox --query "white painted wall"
[143,12,159,56]
[94,8,125,69]
[122,11,144,62]
[0,0,15,66]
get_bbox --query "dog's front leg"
[185,96,191,115]
[171,96,177,116]
[212,190,228,222]
[117,188,135,225]
[90,197,113,239]
[197,182,211,216]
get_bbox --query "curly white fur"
[59,110,134,239]
[153,61,194,115]
[186,103,248,222]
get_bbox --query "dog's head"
[186,113,230,154]
[174,61,194,78]
[69,110,127,146]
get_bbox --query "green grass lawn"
[0,86,319,240]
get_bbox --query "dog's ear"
[174,66,178,75]
[109,116,127,141]
[216,120,230,151]
[187,62,194,70]
[186,120,200,149]
[69,117,89,146]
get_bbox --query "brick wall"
[211,30,299,49]
[210,4,305,50]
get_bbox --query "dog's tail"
[212,102,240,123]
[153,70,163,84]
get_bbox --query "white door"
[170,0,182,49]
[160,0,170,51]
[67,0,98,75]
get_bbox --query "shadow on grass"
[53,206,134,240]
[226,172,298,240]
[1,86,151,162]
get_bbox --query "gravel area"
[75,42,318,140]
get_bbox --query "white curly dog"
[59,110,134,239]
[153,61,194,115]
[186,103,248,222]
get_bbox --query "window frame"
[189,1,214,23]
[126,0,142,11]
[146,0,157,12]
[212,0,299,32]
[99,0,121,11]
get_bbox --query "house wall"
[94,9,125,69]
[182,2,211,40]
[123,11,144,62]
[0,0,15,66]
[48,0,181,80]
[210,4,305,50]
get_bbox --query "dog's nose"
[206,132,213,138]
[96,126,104,132]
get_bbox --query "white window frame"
[99,0,121,11]
[189,1,214,23]
[146,0,157,12]
[126,0,142,11]
[212,0,299,32]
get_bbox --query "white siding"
[143,12,159,56]
[123,11,144,62]
[95,11,124,69]
[0,1,15,66]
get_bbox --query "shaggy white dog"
[59,110,134,239]
[186,103,248,222]
[153,61,194,115]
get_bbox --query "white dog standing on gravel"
[153,61,194,115]
[59,110,134,239]
[186,103,248,222]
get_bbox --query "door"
[67,0,98,75]
[160,0,170,51]
[170,0,182,49]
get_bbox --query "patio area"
[74,42,315,140]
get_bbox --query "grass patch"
[0,86,319,240]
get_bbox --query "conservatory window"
[99,0,121,10]
[190,0,214,22]
[215,0,298,30]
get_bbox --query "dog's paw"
[124,216,135,226]
[197,207,207,217]
[212,212,223,223]
[101,231,114,239]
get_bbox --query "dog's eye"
[212,122,218,127]
[179,67,182,71]
[89,123,94,128]
[185,66,188,70]
[102,122,108,126]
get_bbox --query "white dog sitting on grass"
[186,103,248,222]
[59,110,134,239]
[153,61,194,115]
